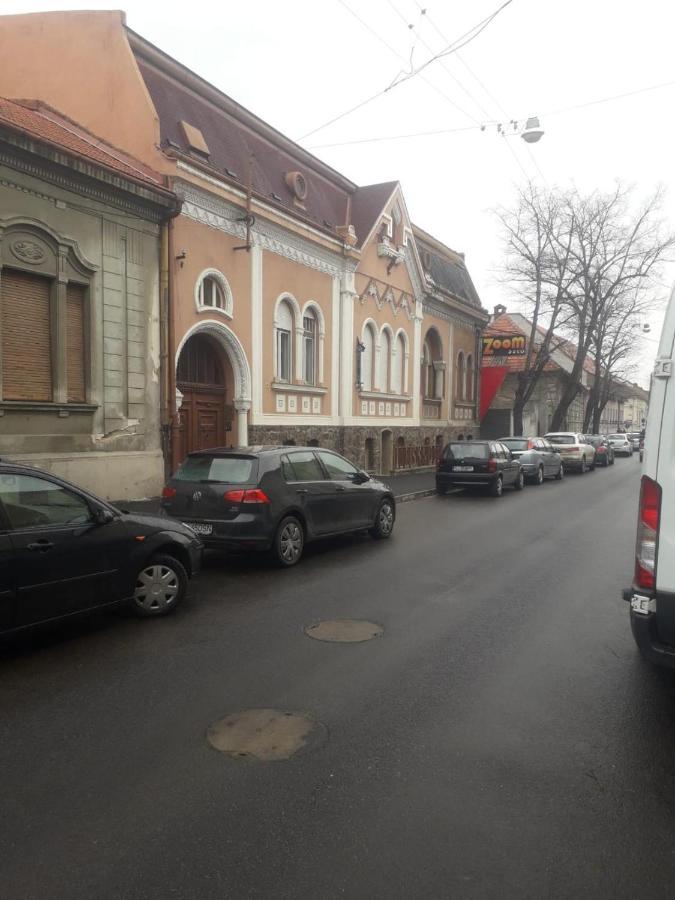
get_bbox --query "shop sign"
[482,334,526,356]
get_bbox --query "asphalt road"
[3,455,675,900]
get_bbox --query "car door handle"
[296,489,308,495]
[27,540,54,552]
[335,485,346,492]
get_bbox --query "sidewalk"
[113,469,436,515]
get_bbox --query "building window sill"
[271,382,327,395]
[0,401,98,415]
[196,304,233,320]
[359,390,411,402]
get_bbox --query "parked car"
[639,435,644,463]
[625,284,675,667]
[0,462,202,636]
[627,432,641,452]
[583,434,615,467]
[544,432,595,473]
[436,440,524,497]
[498,436,564,484]
[161,446,395,567]
[606,433,632,457]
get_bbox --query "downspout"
[167,207,177,476]
[159,220,170,477]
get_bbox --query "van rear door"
[652,291,675,604]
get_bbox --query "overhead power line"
[297,0,514,141]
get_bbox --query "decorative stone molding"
[176,180,352,277]
[194,267,234,319]
[359,276,414,320]
[175,319,251,404]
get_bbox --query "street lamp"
[521,116,544,144]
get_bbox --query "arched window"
[457,352,466,401]
[195,270,232,317]
[361,324,375,391]
[466,354,474,402]
[379,329,391,392]
[276,300,293,382]
[422,330,444,400]
[303,308,317,385]
[392,333,405,394]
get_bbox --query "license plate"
[183,522,212,535]
[453,465,474,472]
[631,595,655,615]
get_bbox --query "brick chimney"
[493,303,506,320]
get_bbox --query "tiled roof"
[482,313,558,372]
[351,181,398,248]
[0,97,165,188]
[135,57,354,235]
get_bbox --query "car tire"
[490,476,503,498]
[370,498,395,539]
[579,459,587,474]
[436,485,449,495]
[590,456,596,471]
[555,463,564,481]
[272,516,304,567]
[534,465,544,485]
[514,469,525,491]
[131,553,187,617]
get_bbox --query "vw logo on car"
[192,491,202,502]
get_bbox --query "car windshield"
[585,436,602,446]
[501,439,529,451]
[608,434,625,441]
[174,455,257,483]
[546,435,575,445]
[444,443,489,459]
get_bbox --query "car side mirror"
[93,506,115,525]
[353,470,370,484]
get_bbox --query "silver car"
[607,433,632,457]
[499,437,565,484]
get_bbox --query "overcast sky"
[6,0,674,386]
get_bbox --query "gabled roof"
[483,312,563,373]
[0,96,166,190]
[351,181,398,248]
[128,30,355,238]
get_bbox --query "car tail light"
[223,489,271,504]
[634,475,661,591]
[528,439,535,449]
[487,457,497,473]
[162,486,176,499]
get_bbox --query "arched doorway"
[176,334,233,459]
[381,429,393,475]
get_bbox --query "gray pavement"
[3,455,672,899]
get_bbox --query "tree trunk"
[513,400,525,436]
[549,378,581,431]
[592,399,606,434]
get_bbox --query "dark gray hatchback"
[160,446,396,566]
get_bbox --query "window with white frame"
[198,275,226,310]
[276,300,293,382]
[378,330,391,392]
[361,324,375,391]
[303,308,317,385]
[392,333,405,394]
[466,354,474,402]
[457,351,466,400]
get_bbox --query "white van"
[626,289,675,665]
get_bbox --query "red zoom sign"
[482,334,526,356]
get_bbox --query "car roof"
[185,445,331,458]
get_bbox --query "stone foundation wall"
[248,423,479,473]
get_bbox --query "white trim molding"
[175,318,251,405]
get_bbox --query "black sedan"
[499,436,564,484]
[436,440,524,497]
[0,463,202,636]
[161,446,396,567]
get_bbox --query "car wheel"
[534,465,544,485]
[370,498,395,539]
[436,485,449,495]
[131,553,187,617]
[579,459,587,474]
[490,476,503,498]
[272,516,304,567]
[590,456,596,470]
[555,463,564,481]
[514,469,525,491]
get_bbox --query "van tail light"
[487,457,497,473]
[634,475,661,591]
[223,489,271,504]
[162,486,176,499]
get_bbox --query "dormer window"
[179,121,210,159]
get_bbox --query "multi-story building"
[0,10,487,491]
[0,96,178,498]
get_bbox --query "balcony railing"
[393,444,441,470]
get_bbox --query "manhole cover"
[304,619,384,643]
[206,709,322,761]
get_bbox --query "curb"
[395,488,436,503]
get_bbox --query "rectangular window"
[277,329,291,382]
[303,315,316,385]
[1,269,52,401]
[66,283,86,403]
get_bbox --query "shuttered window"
[66,283,86,402]
[1,269,52,401]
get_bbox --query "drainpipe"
[159,221,171,477]
[167,209,178,475]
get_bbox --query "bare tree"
[549,184,674,431]
[494,184,576,435]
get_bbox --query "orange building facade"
[0,10,487,485]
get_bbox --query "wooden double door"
[175,334,233,462]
